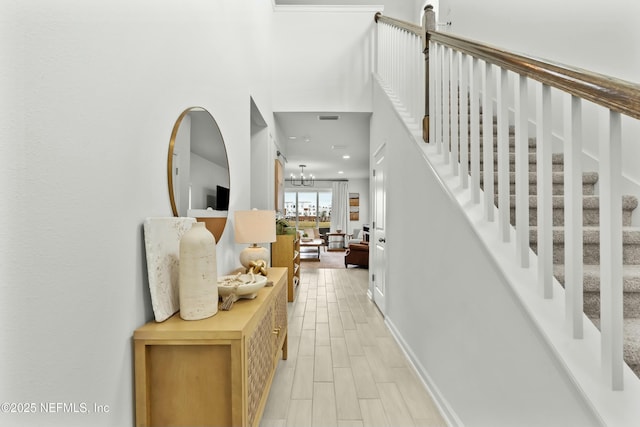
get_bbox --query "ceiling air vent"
[318,115,341,121]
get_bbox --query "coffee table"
[299,238,323,261]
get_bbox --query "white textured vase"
[179,222,218,320]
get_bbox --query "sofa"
[344,242,369,268]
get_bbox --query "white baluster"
[599,109,624,391]
[402,31,416,111]
[392,27,397,96]
[470,57,481,203]
[435,43,443,153]
[483,61,495,222]
[395,28,401,98]
[380,24,386,82]
[410,34,417,122]
[411,33,417,120]
[380,24,386,83]
[419,37,426,132]
[497,68,510,242]
[451,50,459,176]
[564,94,584,339]
[459,53,469,189]
[418,35,424,124]
[429,40,436,145]
[410,33,415,120]
[442,47,451,164]
[515,75,530,268]
[537,83,553,299]
[398,30,408,110]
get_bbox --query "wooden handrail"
[430,31,640,120]
[374,12,422,37]
[374,11,640,120]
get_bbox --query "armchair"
[344,242,369,268]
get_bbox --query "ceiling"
[275,0,383,4]
[274,112,371,182]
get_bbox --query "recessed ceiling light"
[318,115,340,121]
[331,145,346,150]
[338,171,344,174]
[288,136,297,140]
[342,155,350,159]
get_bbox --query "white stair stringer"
[419,140,640,427]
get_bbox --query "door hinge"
[372,273,375,282]
[372,221,376,229]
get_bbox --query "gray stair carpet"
[468,119,640,379]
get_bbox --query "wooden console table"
[134,267,288,427]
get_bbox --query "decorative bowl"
[217,273,268,300]
[301,237,312,242]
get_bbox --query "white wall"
[0,1,273,426]
[272,6,378,112]
[372,81,600,426]
[440,0,640,194]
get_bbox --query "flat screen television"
[216,185,230,211]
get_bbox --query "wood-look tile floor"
[260,268,448,427]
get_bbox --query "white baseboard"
[384,317,464,427]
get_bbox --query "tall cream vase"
[178,222,218,320]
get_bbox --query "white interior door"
[372,143,387,315]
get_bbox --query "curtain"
[331,181,349,233]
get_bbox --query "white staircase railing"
[374,6,640,392]
[374,13,425,137]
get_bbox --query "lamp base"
[239,245,269,270]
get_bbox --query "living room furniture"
[347,228,364,247]
[298,227,327,251]
[327,232,346,251]
[271,234,300,302]
[299,238,323,261]
[345,242,369,268]
[133,267,288,427]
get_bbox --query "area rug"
[300,248,346,269]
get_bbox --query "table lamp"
[234,209,276,270]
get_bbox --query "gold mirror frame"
[167,107,230,243]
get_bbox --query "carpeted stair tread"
[503,195,637,226]
[553,264,640,293]
[504,194,638,210]
[480,171,599,185]
[480,172,598,195]
[465,136,537,149]
[589,318,640,370]
[529,226,640,244]
[529,226,640,264]
[477,123,515,134]
[474,153,565,172]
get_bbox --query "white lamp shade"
[234,210,276,244]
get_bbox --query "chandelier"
[289,164,315,187]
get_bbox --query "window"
[284,190,332,231]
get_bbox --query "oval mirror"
[168,107,230,243]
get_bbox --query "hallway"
[260,268,447,427]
